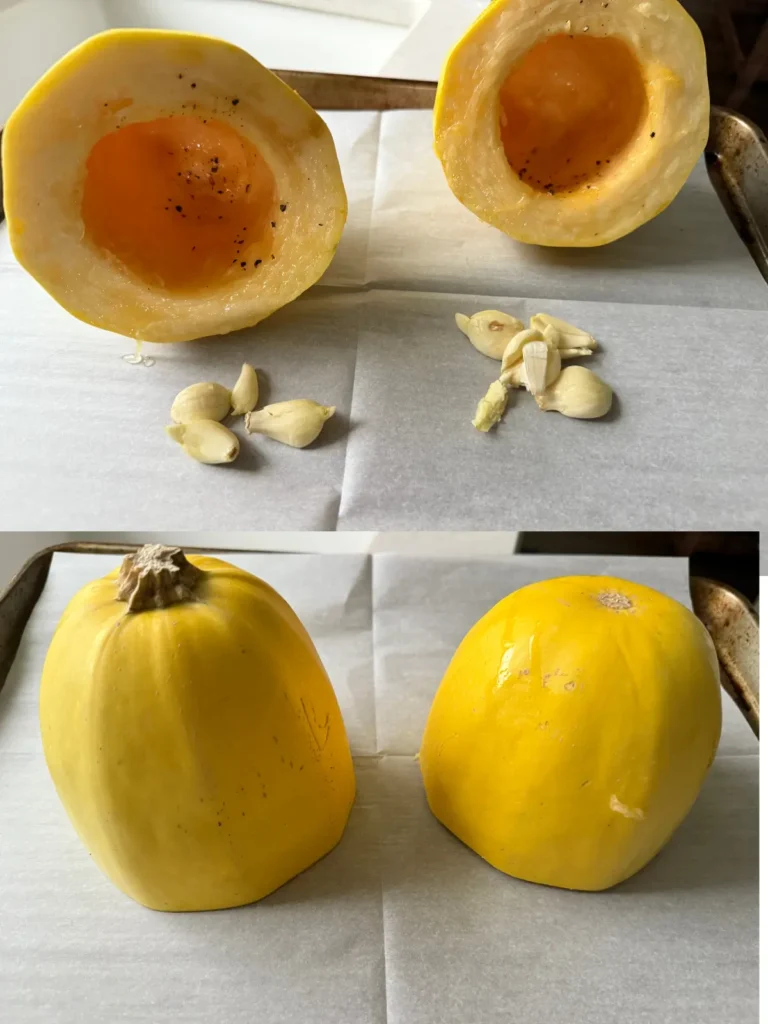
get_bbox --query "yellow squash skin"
[39,551,355,911]
[420,576,722,891]
[434,0,710,246]
[3,29,347,342]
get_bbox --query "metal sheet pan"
[0,542,759,737]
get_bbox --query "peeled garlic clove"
[559,347,595,359]
[542,323,561,348]
[499,361,527,388]
[522,341,561,397]
[530,313,597,351]
[472,379,509,432]
[230,363,259,416]
[463,310,525,360]
[245,400,335,448]
[166,420,240,464]
[500,328,543,373]
[455,313,471,335]
[170,382,231,424]
[537,365,613,419]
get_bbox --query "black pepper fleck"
[191,83,196,89]
[280,203,287,212]
[245,184,251,193]
[240,261,246,268]
[650,131,656,138]
[176,205,183,212]
[271,221,276,228]
[232,98,240,105]
[254,259,262,267]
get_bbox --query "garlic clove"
[500,328,543,373]
[522,341,561,397]
[472,379,509,432]
[559,347,595,359]
[244,400,335,448]
[530,313,597,350]
[542,323,562,348]
[230,363,259,416]
[499,361,527,389]
[536,365,613,418]
[166,420,240,464]
[463,310,526,360]
[170,382,232,424]
[455,312,471,335]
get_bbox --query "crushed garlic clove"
[170,382,232,424]
[472,379,509,432]
[230,363,260,416]
[166,420,240,464]
[536,365,613,418]
[245,400,335,448]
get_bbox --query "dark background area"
[689,0,768,129]
[518,531,759,601]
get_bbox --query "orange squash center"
[499,34,648,195]
[82,116,277,291]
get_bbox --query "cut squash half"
[3,29,347,341]
[434,0,710,247]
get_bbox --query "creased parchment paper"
[0,552,757,1023]
[0,111,765,529]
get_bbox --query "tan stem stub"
[117,544,205,612]
[597,590,633,611]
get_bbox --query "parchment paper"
[0,111,766,529]
[0,551,758,1023]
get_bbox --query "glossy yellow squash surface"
[420,575,722,891]
[39,546,355,911]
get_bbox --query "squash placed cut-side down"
[2,30,347,341]
[39,546,356,912]
[434,0,710,247]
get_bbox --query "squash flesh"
[434,0,710,246]
[499,34,648,195]
[2,29,348,341]
[82,116,277,290]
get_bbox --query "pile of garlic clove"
[456,310,614,432]
[166,363,335,465]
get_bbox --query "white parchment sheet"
[0,111,766,529]
[0,552,757,1023]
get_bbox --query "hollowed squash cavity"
[82,117,277,291]
[434,0,709,247]
[499,35,648,196]
[2,29,347,342]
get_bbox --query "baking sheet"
[0,551,758,1023]
[0,110,766,530]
